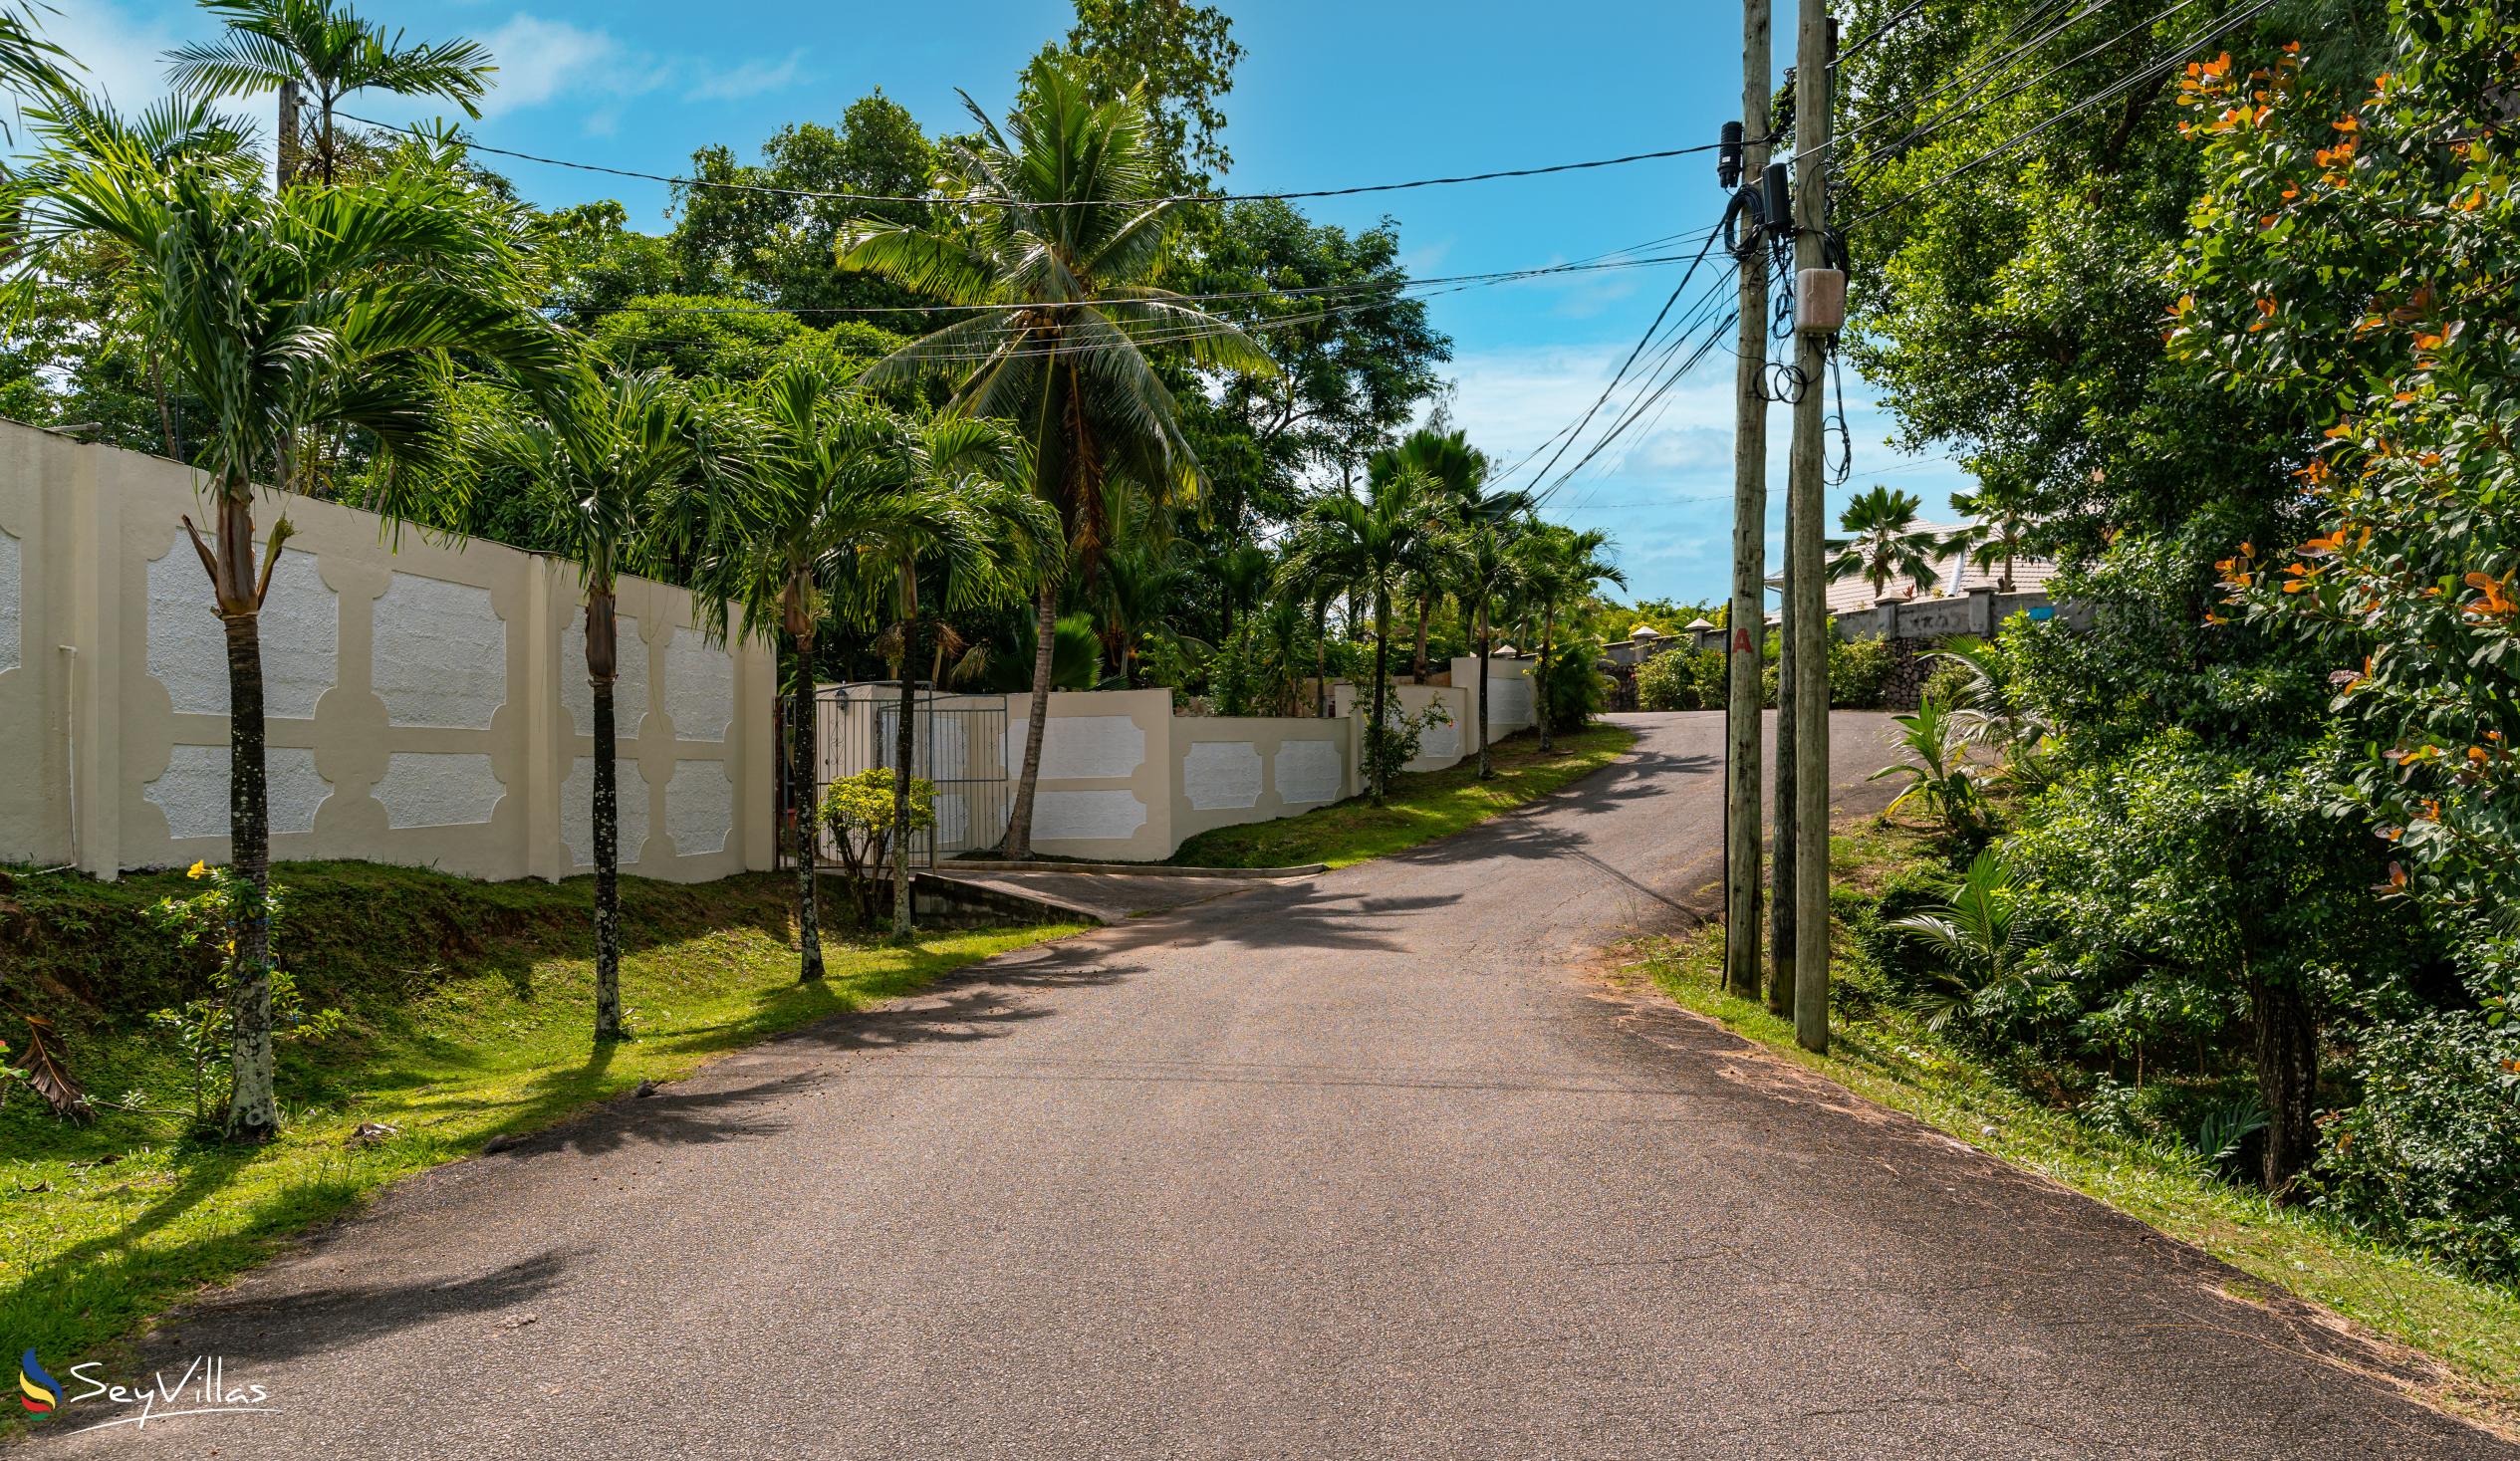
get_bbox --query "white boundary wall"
[0,421,778,881]
[824,683,1473,861]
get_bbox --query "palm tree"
[1093,532,1205,688]
[1826,485,1943,600]
[1454,509,1530,778]
[1515,525,1624,753]
[1281,466,1447,804]
[837,56,1270,858]
[1373,427,1485,680]
[0,0,75,105]
[461,365,696,1042]
[1216,541,1273,646]
[165,0,494,187]
[9,131,565,1138]
[858,418,1058,940]
[1943,481,2036,593]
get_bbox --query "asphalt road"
[32,713,2512,1459]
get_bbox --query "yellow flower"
[187,859,210,879]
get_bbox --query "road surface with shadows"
[30,711,2511,1460]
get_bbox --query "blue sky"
[59,0,1971,607]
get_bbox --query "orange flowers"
[2461,572,2518,620]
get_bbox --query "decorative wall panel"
[664,761,734,856]
[144,744,329,839]
[373,574,505,729]
[373,752,504,829]
[1274,740,1343,806]
[1183,741,1263,811]
[148,539,334,718]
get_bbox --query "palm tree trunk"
[275,79,300,189]
[197,488,277,1142]
[891,626,919,941]
[587,591,626,1039]
[1313,600,1330,718]
[1476,601,1493,780]
[1412,593,1431,682]
[1000,580,1059,858]
[1369,590,1393,804]
[219,607,278,1140]
[1536,606,1556,754]
[791,633,825,978]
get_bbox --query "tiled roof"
[1822,526,2055,615]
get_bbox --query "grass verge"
[0,861,1080,1375]
[1613,819,2520,1424]
[1170,724,1638,869]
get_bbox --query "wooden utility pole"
[1786,4,1837,1054]
[1724,0,1772,1003]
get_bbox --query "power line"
[1491,226,1729,498]
[343,109,1731,210]
[1831,0,2211,181]
[555,230,1721,321]
[1843,0,2283,227]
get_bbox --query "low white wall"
[1446,655,1537,751]
[0,421,777,882]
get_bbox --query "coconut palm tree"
[7,130,565,1138]
[837,56,1270,858]
[1826,485,1944,600]
[459,365,696,1042]
[1280,466,1447,804]
[164,0,494,187]
[1515,525,1625,753]
[1943,481,2036,593]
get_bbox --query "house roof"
[1823,525,2056,615]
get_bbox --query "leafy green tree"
[671,95,939,320]
[1513,526,1624,752]
[1043,0,1244,188]
[1281,466,1447,803]
[838,56,1269,857]
[1826,485,1942,599]
[1171,200,1452,536]
[464,366,699,1040]
[165,0,494,185]
[7,130,564,1137]
[2167,10,2520,1003]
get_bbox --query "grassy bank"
[0,861,1080,1370]
[1617,821,2520,1421]
[1171,724,1637,869]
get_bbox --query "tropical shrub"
[818,769,935,925]
[2008,730,2415,1191]
[143,863,344,1130]
[1636,647,1725,711]
[1358,695,1452,792]
[1539,636,1608,732]
[1828,635,1895,708]
[1868,696,1986,835]
[1888,849,2047,1034]
[2313,1012,2520,1287]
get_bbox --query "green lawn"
[1170,724,1638,869]
[0,862,1080,1375]
[1620,822,2520,1425]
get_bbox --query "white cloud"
[477,15,667,115]
[1428,341,1975,601]
[685,52,810,104]
[42,0,184,112]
